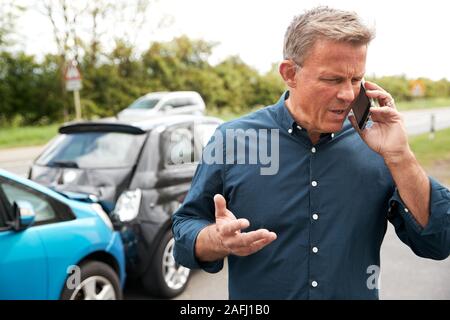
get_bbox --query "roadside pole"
[65,60,83,120]
[73,90,82,120]
[429,113,435,140]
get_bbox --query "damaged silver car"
[29,115,222,298]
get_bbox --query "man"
[172,7,450,299]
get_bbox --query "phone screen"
[351,84,373,130]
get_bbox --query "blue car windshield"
[128,97,160,109]
[36,132,146,169]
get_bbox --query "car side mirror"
[10,200,36,231]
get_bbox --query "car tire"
[60,260,122,300]
[142,230,191,298]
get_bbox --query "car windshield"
[128,97,161,109]
[36,132,147,169]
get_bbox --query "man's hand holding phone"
[350,82,374,131]
[348,81,410,161]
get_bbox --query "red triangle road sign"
[65,63,81,81]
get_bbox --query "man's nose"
[337,83,356,103]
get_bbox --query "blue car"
[0,169,126,300]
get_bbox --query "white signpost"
[65,61,83,120]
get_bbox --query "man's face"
[289,39,367,134]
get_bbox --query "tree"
[214,56,260,112]
[81,41,146,118]
[367,75,412,101]
[253,63,286,108]
[141,36,217,91]
[0,1,24,50]
[37,0,168,120]
[0,51,64,125]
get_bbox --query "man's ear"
[279,60,298,88]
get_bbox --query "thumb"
[214,194,227,218]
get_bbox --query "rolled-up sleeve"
[388,177,450,260]
[171,129,225,273]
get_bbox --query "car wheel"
[142,230,191,298]
[60,261,122,300]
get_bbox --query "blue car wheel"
[60,261,122,300]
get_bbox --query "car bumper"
[107,231,127,288]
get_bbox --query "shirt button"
[311,181,318,187]
[331,133,335,138]
[312,247,319,253]
[297,125,302,130]
[312,213,319,220]
[288,128,293,134]
[404,208,409,213]
[311,147,316,153]
[311,281,318,288]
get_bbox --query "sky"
[17,0,450,80]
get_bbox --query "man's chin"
[324,121,346,134]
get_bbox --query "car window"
[186,97,199,106]
[0,186,14,226]
[0,212,5,229]
[0,196,6,229]
[162,127,194,166]
[36,132,147,169]
[128,97,160,109]
[162,99,179,109]
[163,98,195,109]
[1,181,56,223]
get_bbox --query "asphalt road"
[403,107,450,136]
[1,107,450,300]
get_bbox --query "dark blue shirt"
[172,92,450,299]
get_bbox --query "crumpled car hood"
[30,165,134,213]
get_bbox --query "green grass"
[397,97,450,111]
[0,124,59,149]
[409,127,450,167]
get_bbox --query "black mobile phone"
[351,84,373,130]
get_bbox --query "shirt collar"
[275,91,298,131]
[274,90,339,139]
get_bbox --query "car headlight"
[114,189,142,222]
[91,203,113,230]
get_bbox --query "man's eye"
[324,79,341,83]
[352,79,362,85]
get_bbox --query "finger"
[249,232,277,250]
[385,99,396,109]
[364,88,396,109]
[227,229,275,250]
[365,89,392,102]
[233,232,277,256]
[364,81,385,92]
[219,218,250,236]
[214,194,227,218]
[239,229,273,246]
[369,106,401,123]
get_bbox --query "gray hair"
[283,6,375,66]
